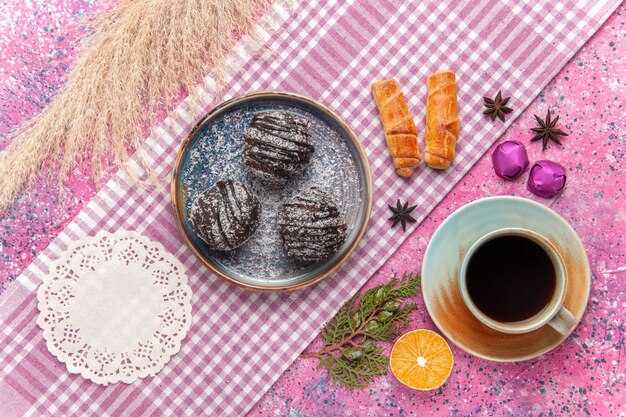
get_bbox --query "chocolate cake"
[189,180,261,251]
[243,111,314,181]
[278,187,347,262]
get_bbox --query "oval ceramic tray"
[171,91,372,291]
[421,196,590,362]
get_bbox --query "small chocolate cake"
[278,188,347,262]
[189,180,261,251]
[243,111,314,181]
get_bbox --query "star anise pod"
[530,110,569,150]
[388,199,417,231]
[483,90,513,122]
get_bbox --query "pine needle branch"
[302,272,421,391]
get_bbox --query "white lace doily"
[37,231,192,385]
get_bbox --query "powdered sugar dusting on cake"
[278,187,348,262]
[243,111,314,181]
[189,180,261,251]
[181,103,363,282]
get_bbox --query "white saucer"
[421,196,590,362]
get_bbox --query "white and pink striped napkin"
[0,1,619,415]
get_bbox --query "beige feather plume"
[0,0,273,212]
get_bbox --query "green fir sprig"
[302,272,420,391]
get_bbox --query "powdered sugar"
[243,111,314,180]
[189,180,261,251]
[278,187,348,262]
[179,101,364,285]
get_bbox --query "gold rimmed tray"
[171,91,372,292]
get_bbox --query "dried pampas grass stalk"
[0,0,273,212]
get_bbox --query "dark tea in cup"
[465,235,556,322]
[459,228,576,335]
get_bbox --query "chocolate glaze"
[189,180,261,251]
[278,187,347,262]
[243,111,314,181]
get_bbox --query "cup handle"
[547,306,577,336]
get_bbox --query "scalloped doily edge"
[36,230,193,386]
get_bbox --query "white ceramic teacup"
[459,228,577,335]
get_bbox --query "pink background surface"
[0,1,624,416]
